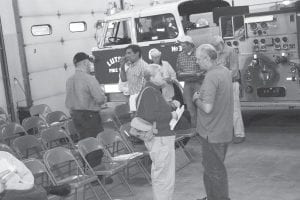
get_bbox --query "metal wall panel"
[17,0,107,16]
[20,14,104,44]
[17,0,106,111]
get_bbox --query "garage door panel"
[29,68,74,100]
[21,14,103,44]
[25,38,97,73]
[17,0,107,16]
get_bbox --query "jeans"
[71,110,103,139]
[183,82,202,128]
[233,82,245,137]
[200,136,230,200]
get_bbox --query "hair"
[144,64,161,81]
[149,57,163,65]
[196,44,218,61]
[125,44,142,58]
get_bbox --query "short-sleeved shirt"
[126,59,148,95]
[196,65,233,143]
[217,46,240,80]
[65,70,105,111]
[176,49,201,73]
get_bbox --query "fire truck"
[93,0,300,109]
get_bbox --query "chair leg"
[177,140,193,162]
[117,172,135,198]
[88,182,102,200]
[136,160,152,184]
[95,178,114,200]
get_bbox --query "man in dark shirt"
[193,44,233,200]
[65,52,106,139]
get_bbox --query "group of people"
[62,35,246,200]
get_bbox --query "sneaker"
[233,136,246,144]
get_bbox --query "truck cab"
[92,0,229,101]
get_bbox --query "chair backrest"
[65,120,80,143]
[23,158,55,186]
[0,118,7,127]
[29,104,52,119]
[1,122,27,145]
[0,107,8,121]
[97,129,128,156]
[13,135,44,159]
[119,123,136,152]
[41,127,73,149]
[77,137,104,158]
[22,116,48,136]
[113,103,131,128]
[43,147,86,183]
[0,143,17,156]
[46,111,68,125]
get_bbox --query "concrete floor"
[107,110,300,200]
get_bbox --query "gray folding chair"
[29,104,52,120]
[22,116,48,137]
[97,129,151,184]
[43,147,102,200]
[13,135,45,159]
[1,122,27,145]
[41,126,75,150]
[78,137,134,200]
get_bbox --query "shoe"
[196,197,207,200]
[233,136,246,144]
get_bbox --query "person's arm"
[230,48,239,80]
[193,75,217,114]
[88,77,106,105]
[119,57,127,82]
[4,153,34,191]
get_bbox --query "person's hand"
[171,111,178,120]
[164,77,173,84]
[119,57,127,69]
[171,100,181,108]
[193,91,201,103]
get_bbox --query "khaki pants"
[145,136,176,200]
[233,82,245,138]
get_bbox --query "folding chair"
[13,135,45,159]
[0,107,9,121]
[1,122,28,145]
[0,117,7,127]
[30,104,52,120]
[65,120,80,143]
[22,116,49,136]
[112,103,131,129]
[97,129,151,184]
[0,143,18,157]
[23,158,60,200]
[41,126,75,150]
[43,147,102,200]
[78,137,134,200]
[46,111,69,126]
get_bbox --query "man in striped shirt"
[120,45,148,112]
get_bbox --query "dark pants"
[71,110,103,139]
[200,136,230,200]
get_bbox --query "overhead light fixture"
[282,0,291,6]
